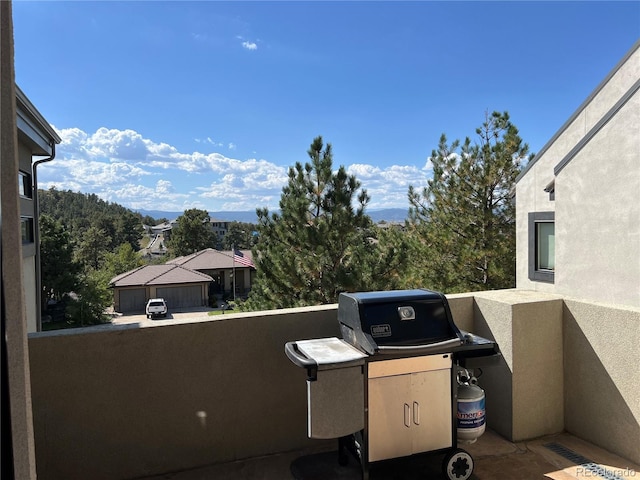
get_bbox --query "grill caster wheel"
[442,448,474,480]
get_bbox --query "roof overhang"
[16,85,61,156]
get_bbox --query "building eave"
[516,39,640,184]
[16,85,61,156]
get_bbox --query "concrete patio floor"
[139,430,639,480]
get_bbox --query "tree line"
[243,111,530,310]
[38,188,259,327]
[39,111,531,324]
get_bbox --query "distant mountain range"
[138,208,409,224]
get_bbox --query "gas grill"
[285,289,501,480]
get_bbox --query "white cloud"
[242,41,257,50]
[43,125,428,212]
[236,35,258,51]
[345,163,431,209]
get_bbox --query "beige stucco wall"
[563,298,640,464]
[29,306,342,480]
[516,43,640,307]
[471,290,565,442]
[18,139,39,332]
[556,91,640,306]
[23,255,37,333]
[28,296,474,480]
[2,5,38,476]
[26,292,640,478]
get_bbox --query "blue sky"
[13,1,640,214]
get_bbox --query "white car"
[145,298,168,318]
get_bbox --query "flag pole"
[232,245,236,303]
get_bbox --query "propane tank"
[456,368,486,444]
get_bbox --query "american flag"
[233,250,255,268]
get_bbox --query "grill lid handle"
[376,337,462,355]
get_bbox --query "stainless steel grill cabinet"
[285,289,501,480]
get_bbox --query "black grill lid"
[338,289,462,355]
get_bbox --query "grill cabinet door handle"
[404,403,411,428]
[413,401,420,425]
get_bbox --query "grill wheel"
[442,448,474,480]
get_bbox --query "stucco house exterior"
[167,248,256,299]
[501,40,639,463]
[110,264,213,313]
[16,86,61,332]
[515,40,640,308]
[110,249,255,313]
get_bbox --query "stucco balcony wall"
[29,306,341,480]
[27,292,640,479]
[471,290,565,441]
[562,298,640,465]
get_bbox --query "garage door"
[156,285,203,309]
[119,288,147,313]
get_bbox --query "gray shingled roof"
[110,264,212,287]
[167,248,254,270]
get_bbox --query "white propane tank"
[457,372,486,444]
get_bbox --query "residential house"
[16,86,61,332]
[110,264,213,312]
[110,249,255,313]
[505,39,640,463]
[167,248,255,299]
[515,39,640,307]
[165,216,230,247]
[207,217,230,244]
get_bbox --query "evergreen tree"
[73,225,111,271]
[39,214,79,307]
[221,221,258,250]
[39,187,144,251]
[168,208,217,257]
[244,136,377,310]
[407,111,531,292]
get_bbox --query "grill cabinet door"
[411,368,452,453]
[367,374,413,461]
[367,355,452,462]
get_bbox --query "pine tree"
[73,225,111,271]
[40,214,79,307]
[407,111,531,292]
[244,136,375,310]
[168,208,217,257]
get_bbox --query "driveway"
[110,306,216,326]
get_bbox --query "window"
[19,171,32,198]
[528,212,555,283]
[21,217,34,244]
